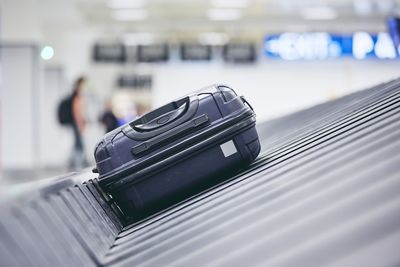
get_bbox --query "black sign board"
[137,44,169,62]
[93,43,126,63]
[181,44,212,61]
[117,74,152,89]
[223,43,256,63]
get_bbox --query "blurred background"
[0,0,399,185]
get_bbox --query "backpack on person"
[57,95,74,125]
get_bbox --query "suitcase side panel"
[112,125,260,216]
[96,89,237,181]
[93,84,261,217]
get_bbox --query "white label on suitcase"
[220,140,237,157]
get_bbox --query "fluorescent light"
[353,0,372,15]
[106,0,145,9]
[41,46,54,60]
[211,0,249,8]
[124,33,155,45]
[198,32,229,45]
[112,9,147,21]
[300,7,338,20]
[207,9,242,20]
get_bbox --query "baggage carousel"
[1,79,400,267]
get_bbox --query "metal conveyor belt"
[1,78,400,267]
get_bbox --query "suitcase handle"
[132,95,198,132]
[241,96,254,111]
[124,95,199,140]
[131,114,209,156]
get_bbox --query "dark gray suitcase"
[94,84,261,217]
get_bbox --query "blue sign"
[264,32,397,60]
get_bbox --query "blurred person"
[100,101,119,133]
[136,103,150,116]
[69,76,89,170]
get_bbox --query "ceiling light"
[198,32,229,45]
[106,0,145,9]
[353,0,372,15]
[300,7,338,20]
[207,9,242,21]
[376,1,395,13]
[124,33,155,45]
[41,46,54,60]
[211,0,249,8]
[112,9,147,21]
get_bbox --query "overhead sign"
[93,43,126,63]
[117,74,152,89]
[137,44,169,62]
[264,32,397,60]
[224,43,256,63]
[181,44,212,61]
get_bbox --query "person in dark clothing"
[69,76,88,170]
[100,101,119,133]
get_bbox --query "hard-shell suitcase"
[94,84,261,217]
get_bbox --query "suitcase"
[94,84,261,217]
